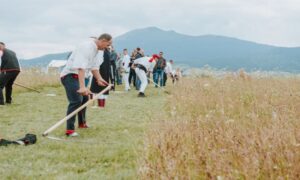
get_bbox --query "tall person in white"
[121,49,131,91]
[60,34,112,137]
[132,54,159,97]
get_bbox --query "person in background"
[132,54,159,97]
[90,47,111,108]
[164,60,174,85]
[174,68,182,82]
[153,51,166,87]
[60,34,111,137]
[0,42,21,105]
[109,46,118,90]
[134,47,144,90]
[121,49,131,91]
[115,53,123,85]
[129,49,137,87]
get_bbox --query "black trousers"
[163,72,167,86]
[110,63,116,89]
[0,71,20,104]
[78,77,90,125]
[61,74,83,130]
[129,68,136,86]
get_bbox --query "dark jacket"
[1,49,20,71]
[153,57,166,71]
[90,49,111,95]
[110,50,118,62]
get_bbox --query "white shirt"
[164,62,173,74]
[60,39,103,77]
[122,54,131,72]
[134,57,156,72]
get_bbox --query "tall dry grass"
[139,74,300,179]
[14,68,60,92]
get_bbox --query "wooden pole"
[42,85,111,136]
[14,82,41,93]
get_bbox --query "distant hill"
[114,27,300,72]
[20,27,300,72]
[20,52,70,67]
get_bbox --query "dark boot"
[138,92,146,97]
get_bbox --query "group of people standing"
[118,48,179,94]
[0,34,181,137]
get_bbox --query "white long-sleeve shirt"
[122,54,131,73]
[134,57,156,72]
[164,62,173,74]
[60,39,103,77]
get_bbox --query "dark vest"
[90,49,111,95]
[1,48,20,71]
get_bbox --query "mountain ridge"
[20,27,300,72]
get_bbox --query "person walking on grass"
[153,51,166,87]
[0,42,21,105]
[132,54,159,97]
[60,34,112,137]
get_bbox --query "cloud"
[1,0,300,58]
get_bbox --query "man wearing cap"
[60,34,112,137]
[132,54,159,97]
[0,42,21,105]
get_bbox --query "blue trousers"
[61,74,88,130]
[153,69,164,87]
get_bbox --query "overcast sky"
[1,0,300,59]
